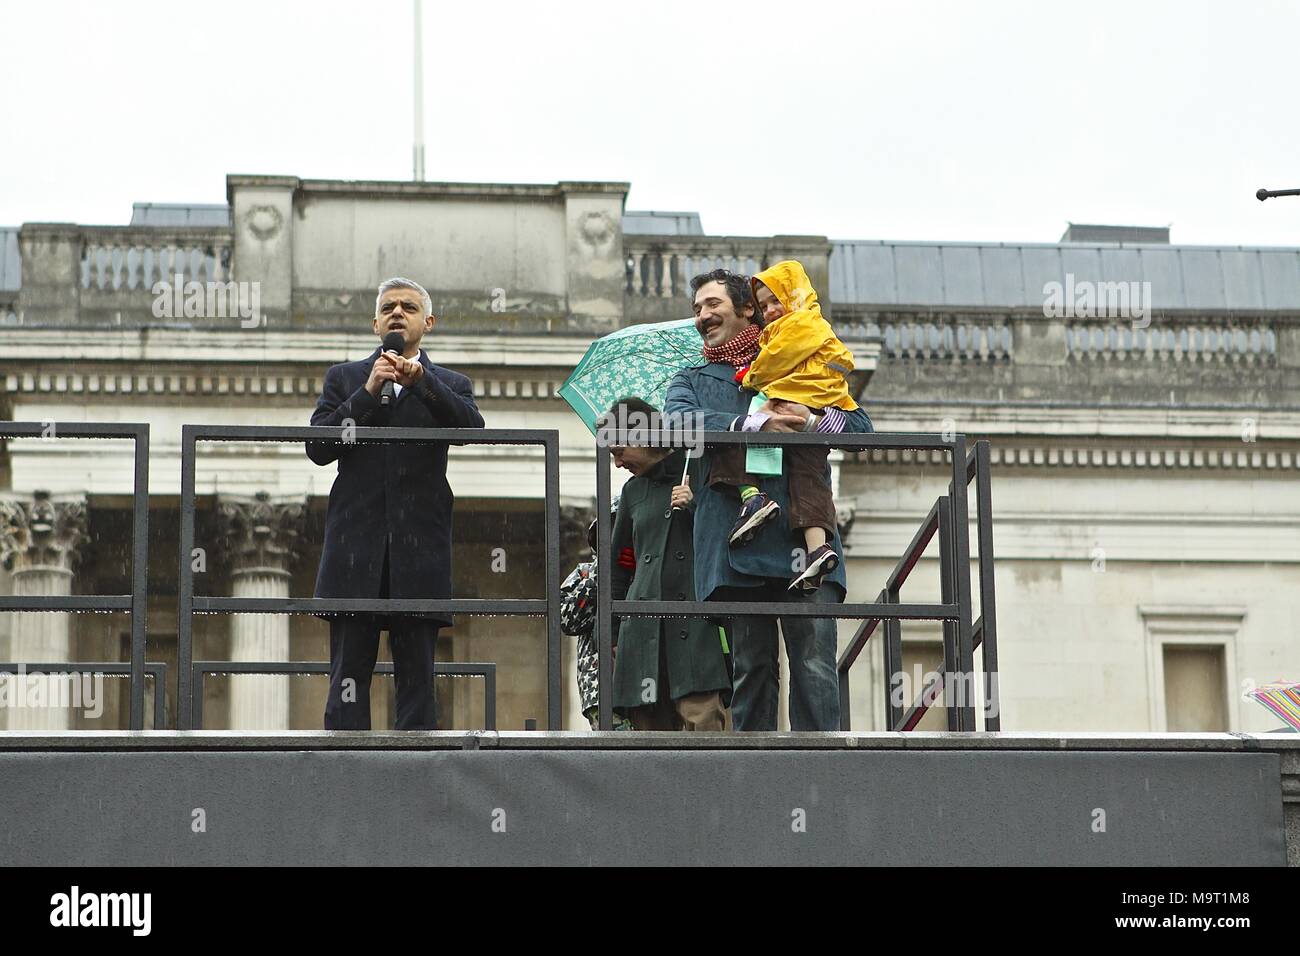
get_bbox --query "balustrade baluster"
[96,246,110,290]
[629,251,645,296]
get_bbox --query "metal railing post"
[884,585,903,731]
[595,441,614,732]
[130,425,149,730]
[177,424,196,729]
[838,658,852,731]
[937,494,960,731]
[974,440,1000,730]
[949,436,976,731]
[543,431,562,730]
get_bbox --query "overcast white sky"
[2,0,1297,245]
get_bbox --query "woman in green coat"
[607,399,732,731]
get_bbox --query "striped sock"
[815,407,847,433]
[739,485,760,501]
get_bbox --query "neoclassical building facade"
[1,175,1296,733]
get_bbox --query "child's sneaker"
[728,493,781,548]
[789,543,840,591]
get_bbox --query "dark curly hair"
[689,269,758,323]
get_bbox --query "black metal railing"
[188,661,497,730]
[177,425,561,730]
[0,662,167,729]
[594,430,997,732]
[0,422,151,729]
[835,440,999,731]
[1,420,998,734]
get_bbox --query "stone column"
[218,492,307,730]
[0,491,88,731]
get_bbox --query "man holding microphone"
[307,277,484,730]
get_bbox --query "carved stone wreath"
[578,211,615,251]
[244,204,284,242]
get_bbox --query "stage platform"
[0,731,1294,866]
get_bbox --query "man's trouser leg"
[675,691,727,731]
[722,587,781,731]
[627,637,681,730]
[390,617,438,730]
[325,617,381,730]
[779,584,841,731]
[628,692,680,730]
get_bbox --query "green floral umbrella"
[560,318,708,434]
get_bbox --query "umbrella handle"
[670,449,693,514]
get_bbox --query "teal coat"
[610,448,731,709]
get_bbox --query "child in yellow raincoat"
[709,259,861,590]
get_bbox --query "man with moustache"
[663,269,873,732]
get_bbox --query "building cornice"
[866,402,1300,438]
[224,175,632,203]
[1,370,570,401]
[854,442,1300,472]
[0,329,594,368]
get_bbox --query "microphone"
[1257,187,1300,201]
[379,331,406,407]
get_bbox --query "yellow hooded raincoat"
[740,260,858,411]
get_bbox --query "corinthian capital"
[0,491,88,575]
[217,491,308,577]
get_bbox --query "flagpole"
[413,0,425,182]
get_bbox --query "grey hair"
[376,277,433,318]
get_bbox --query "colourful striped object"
[1247,680,1300,732]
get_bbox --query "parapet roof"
[829,239,1300,311]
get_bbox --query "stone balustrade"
[622,234,833,324]
[1066,321,1278,363]
[840,319,1012,362]
[16,222,235,327]
[80,226,233,292]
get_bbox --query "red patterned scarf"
[702,322,761,367]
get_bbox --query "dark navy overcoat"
[307,347,484,627]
